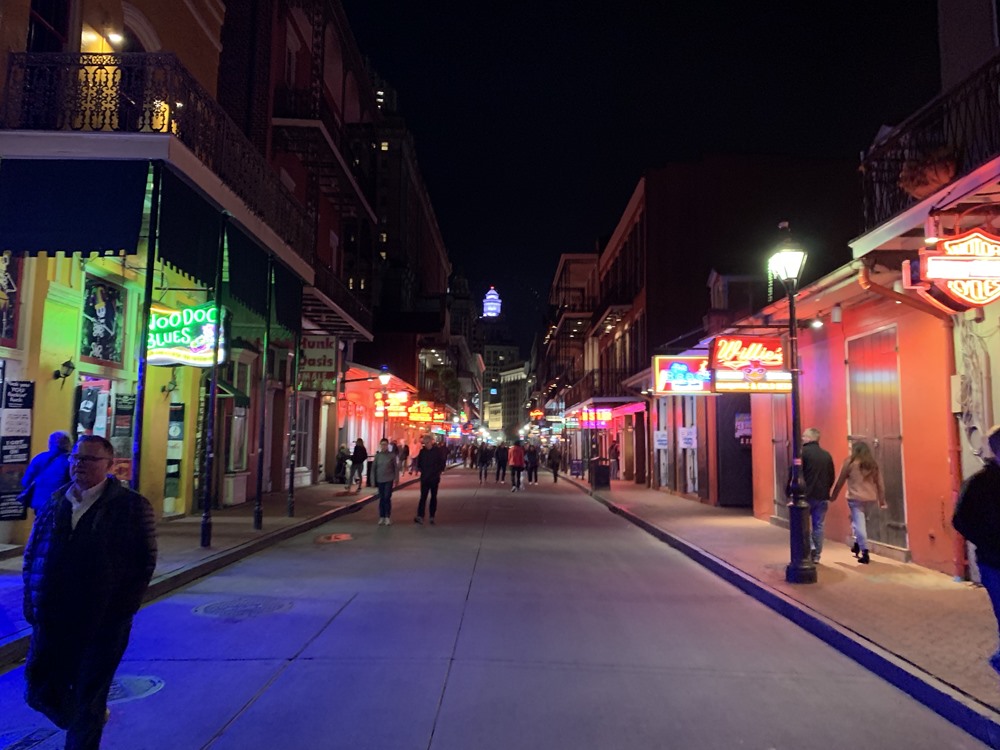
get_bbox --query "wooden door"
[847,327,907,549]
[772,394,790,521]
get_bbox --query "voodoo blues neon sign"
[148,302,228,367]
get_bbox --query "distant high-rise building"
[483,286,502,317]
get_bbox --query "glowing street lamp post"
[768,223,817,585]
[378,366,391,440]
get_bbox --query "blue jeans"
[377,481,393,518]
[807,499,829,559]
[848,499,870,552]
[978,562,1000,643]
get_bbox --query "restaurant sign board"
[919,229,1000,309]
[148,302,228,367]
[710,336,791,393]
[652,356,712,395]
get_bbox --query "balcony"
[302,262,374,339]
[861,48,1000,231]
[563,369,631,410]
[590,286,634,337]
[0,52,314,263]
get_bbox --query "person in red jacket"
[508,439,526,492]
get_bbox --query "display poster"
[735,412,752,447]
[164,403,185,515]
[81,276,126,367]
[0,380,32,521]
[94,391,110,436]
[653,430,670,450]
[678,426,698,450]
[111,394,136,473]
[0,252,23,349]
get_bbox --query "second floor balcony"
[563,369,631,410]
[0,52,314,264]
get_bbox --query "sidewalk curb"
[0,489,379,670]
[564,475,1000,749]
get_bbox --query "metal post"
[132,161,162,491]
[253,256,273,531]
[201,213,228,548]
[381,387,388,440]
[785,285,817,584]
[287,329,300,517]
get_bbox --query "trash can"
[590,457,611,490]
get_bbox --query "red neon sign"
[710,336,791,393]
[652,356,711,395]
[921,230,1000,308]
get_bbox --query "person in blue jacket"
[21,431,72,517]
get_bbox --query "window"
[228,407,249,472]
[295,398,312,468]
[380,141,389,151]
[28,0,69,52]
[379,232,387,243]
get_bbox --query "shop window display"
[81,276,126,367]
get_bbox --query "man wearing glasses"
[22,435,157,749]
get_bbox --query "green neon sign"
[147,302,228,367]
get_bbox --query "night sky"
[343,2,941,353]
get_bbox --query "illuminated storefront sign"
[406,401,447,423]
[652,356,712,395]
[710,336,791,393]
[529,409,544,420]
[914,229,1000,309]
[375,391,410,419]
[148,302,228,367]
[578,407,612,428]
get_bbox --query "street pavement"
[0,467,992,749]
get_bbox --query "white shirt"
[66,477,109,530]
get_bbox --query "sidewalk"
[565,475,1000,747]
[0,475,396,667]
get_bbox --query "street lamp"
[768,221,816,585]
[378,365,391,440]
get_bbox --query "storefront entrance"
[771,394,789,521]
[847,326,907,550]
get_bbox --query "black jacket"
[417,446,446,482]
[799,441,835,501]
[23,476,158,629]
[352,443,368,464]
[954,460,1000,569]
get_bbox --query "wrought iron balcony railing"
[563,369,631,409]
[1,52,314,263]
[311,262,373,333]
[861,48,1000,232]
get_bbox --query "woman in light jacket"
[830,441,887,564]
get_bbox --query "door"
[847,327,907,549]
[772,394,790,521]
[716,393,753,507]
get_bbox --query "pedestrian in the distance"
[398,442,410,484]
[373,438,397,526]
[509,440,526,492]
[347,438,367,492]
[415,434,445,524]
[524,442,540,485]
[609,440,621,480]
[548,444,562,483]
[830,440,886,564]
[20,431,72,518]
[23,435,157,749]
[797,428,836,564]
[953,424,1000,676]
[477,442,493,484]
[495,441,509,483]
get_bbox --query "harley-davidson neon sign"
[922,230,1000,308]
[710,336,791,393]
[652,356,712,395]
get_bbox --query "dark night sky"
[342,2,942,353]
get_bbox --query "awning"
[0,158,149,255]
[217,379,250,408]
[225,222,270,319]
[273,260,303,334]
[159,168,221,286]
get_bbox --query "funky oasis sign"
[148,302,229,367]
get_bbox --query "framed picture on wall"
[0,251,23,349]
[81,276,126,367]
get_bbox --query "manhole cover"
[108,675,165,704]
[316,533,353,544]
[193,597,292,619]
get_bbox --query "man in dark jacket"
[347,438,368,492]
[494,441,509,483]
[22,431,72,516]
[415,434,446,524]
[23,435,157,749]
[953,425,1000,676]
[799,428,836,564]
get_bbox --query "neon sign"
[710,336,791,393]
[578,407,612,428]
[652,356,712,395]
[920,230,1000,309]
[375,391,409,419]
[530,409,544,420]
[148,302,228,367]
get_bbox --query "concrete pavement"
[0,464,998,747]
[0,468,988,749]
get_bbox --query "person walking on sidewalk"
[609,440,621,481]
[22,435,157,750]
[953,425,1000,677]
[21,431,72,519]
[831,440,886,564]
[373,439,398,526]
[495,441,509,483]
[398,442,409,485]
[798,428,836,564]
[347,438,368,492]
[524,442,539,485]
[477,442,494,484]
[509,440,526,492]
[548,444,562,483]
[415,435,446,524]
